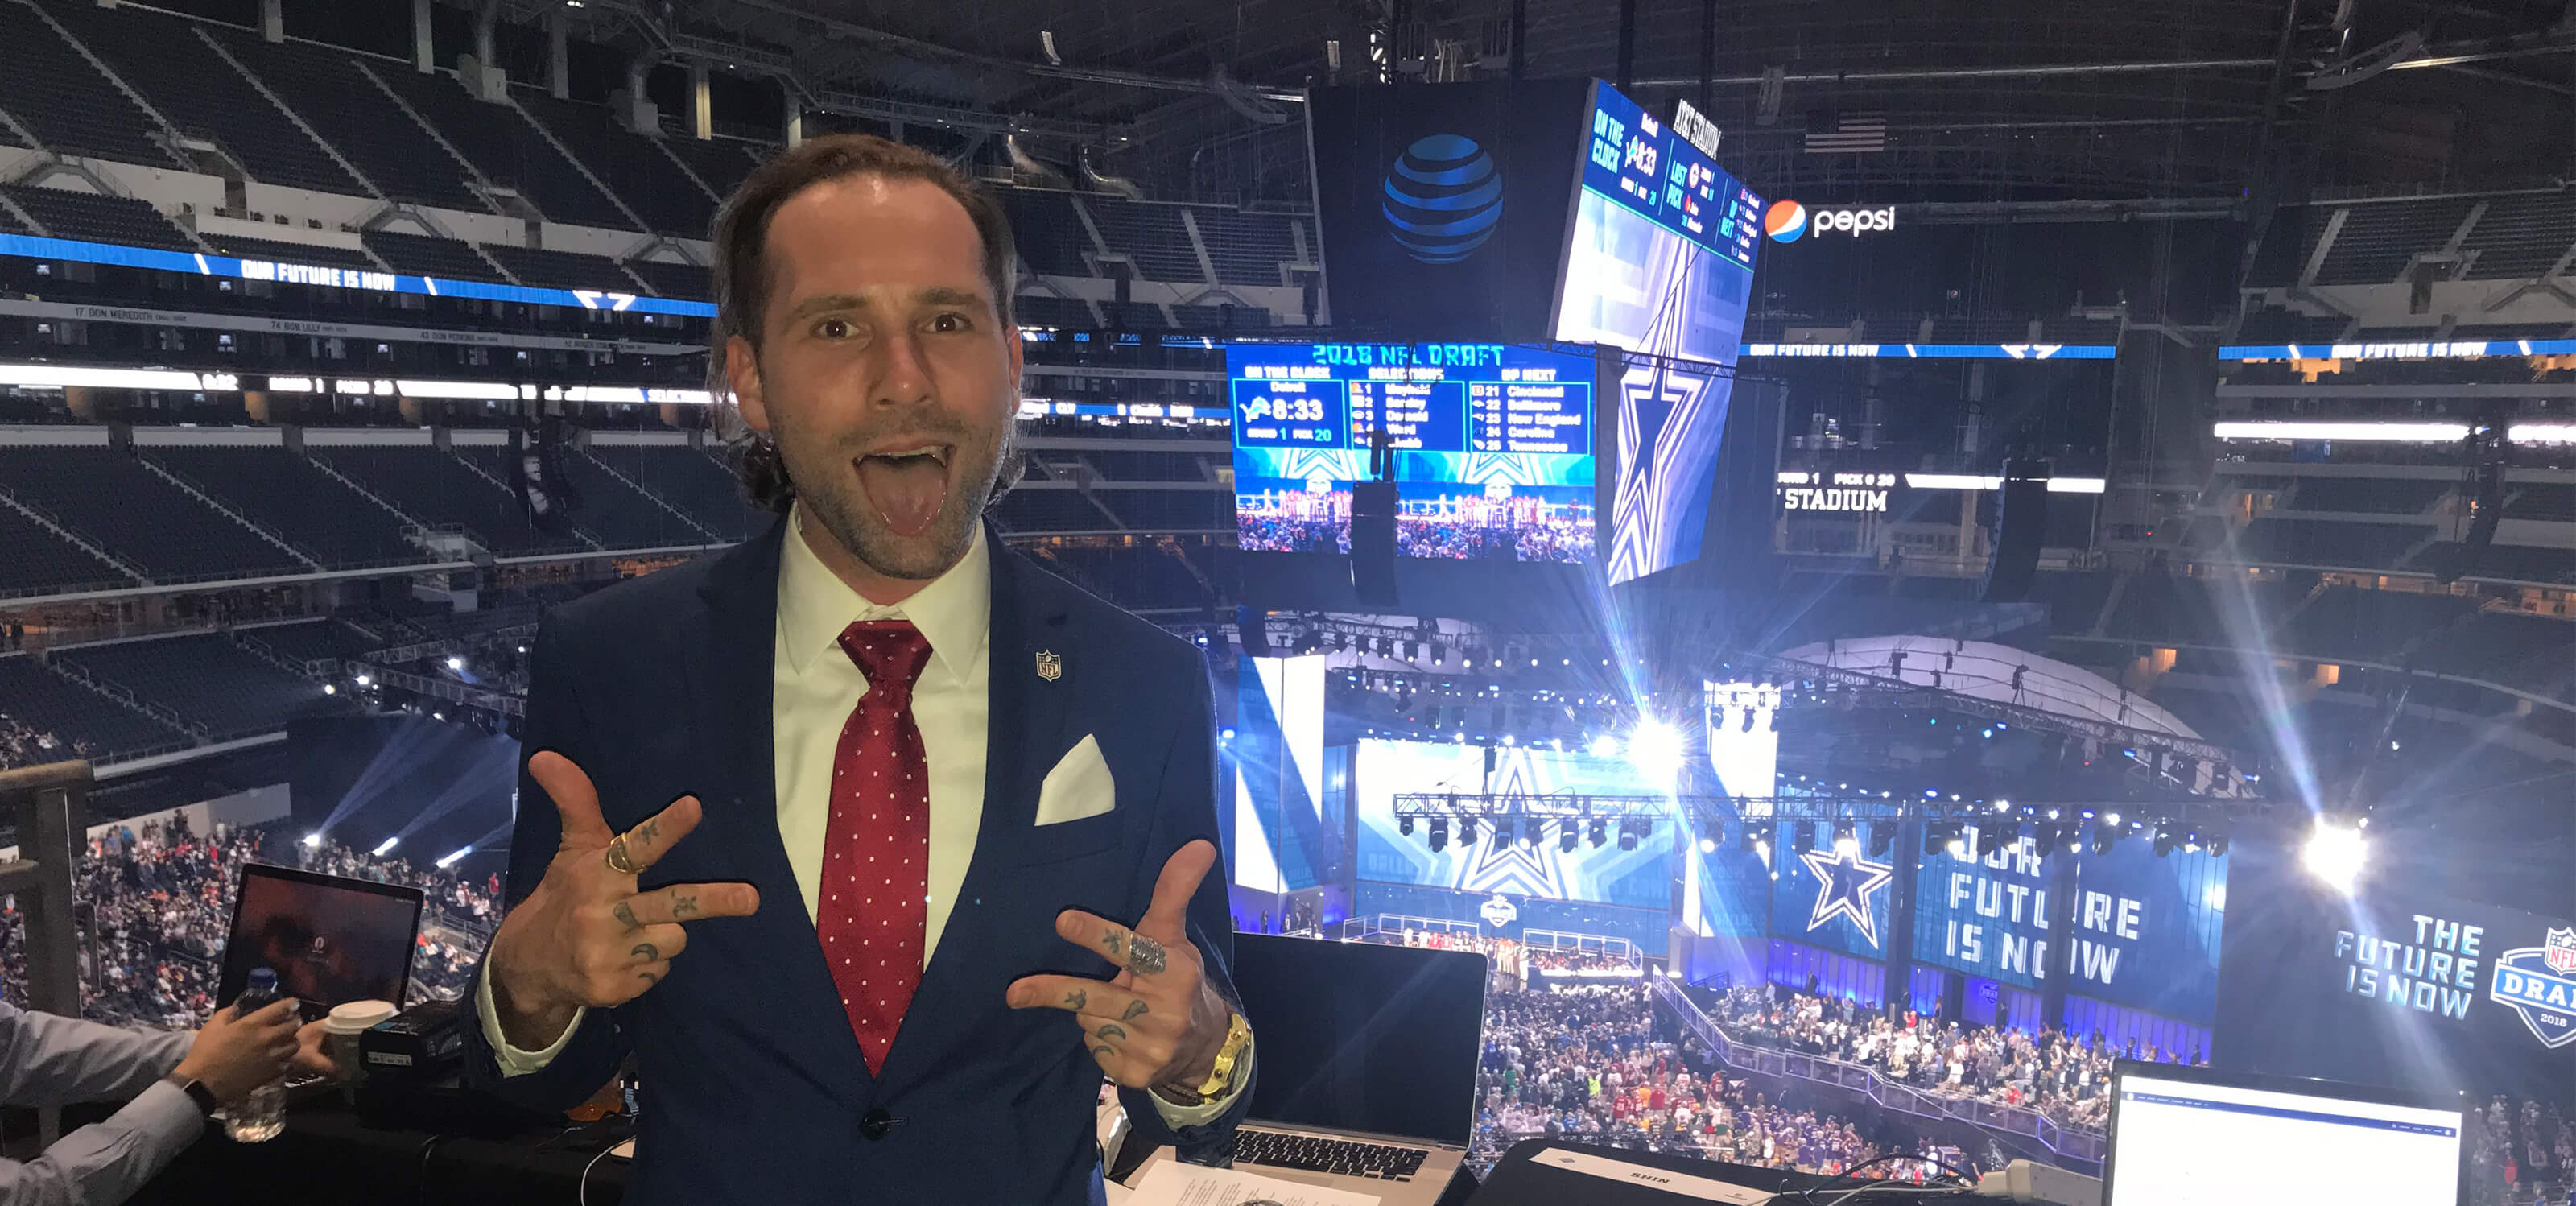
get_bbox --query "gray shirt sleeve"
[0,1002,205,1206]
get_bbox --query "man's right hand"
[487,751,761,1050]
[175,998,302,1105]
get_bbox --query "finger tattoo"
[1102,929,1124,957]
[613,901,640,930]
[673,893,699,919]
[634,817,661,846]
[630,942,659,962]
[1096,1022,1129,1042]
[1064,989,1087,1011]
[637,969,659,985]
[1120,999,1150,1022]
[1090,1043,1115,1063]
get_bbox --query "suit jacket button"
[860,1108,893,1141]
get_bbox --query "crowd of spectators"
[0,816,499,1030]
[2472,1097,2575,1206]
[1708,985,2153,1134]
[1233,506,1595,565]
[1472,981,1967,1181]
[0,709,89,770]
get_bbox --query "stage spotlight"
[1400,816,1414,837]
[301,832,322,849]
[1705,818,1723,848]
[1589,734,1622,759]
[353,673,373,688]
[1740,824,1761,853]
[2182,830,2203,853]
[1458,819,1476,845]
[1617,821,1641,852]
[323,684,336,696]
[436,846,472,869]
[2153,826,2178,857]
[2064,830,2083,853]
[1740,708,1757,733]
[2304,817,2366,893]
[446,655,465,671]
[1923,824,1946,856]
[1833,824,1856,856]
[2207,830,2230,857]
[1992,821,2021,847]
[1563,822,1582,853]
[371,836,399,857]
[1868,825,1893,857]
[1697,836,1717,854]
[1428,819,1448,853]
[2091,824,2117,856]
[1944,832,1966,858]
[1589,819,1608,848]
[1493,819,1515,847]
[2103,811,2121,828]
[1769,709,1781,732]
[1628,720,1684,781]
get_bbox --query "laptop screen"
[2104,1061,2462,1206]
[1228,934,1487,1146]
[217,862,424,1015]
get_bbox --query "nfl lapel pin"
[1034,650,1063,682]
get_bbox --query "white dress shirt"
[479,504,1239,1125]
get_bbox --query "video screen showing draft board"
[1230,341,1596,564]
[1553,82,1766,584]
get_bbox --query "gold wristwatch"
[1156,1011,1252,1106]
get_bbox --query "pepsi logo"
[1381,134,1505,265]
[1763,200,1808,242]
[1765,200,1895,242]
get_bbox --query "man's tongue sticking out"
[856,451,947,538]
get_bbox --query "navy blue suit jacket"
[463,515,1249,1204]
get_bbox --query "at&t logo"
[1382,134,1505,264]
[1765,200,1896,242]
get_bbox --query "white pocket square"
[1034,734,1116,826]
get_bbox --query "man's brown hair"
[708,134,1018,514]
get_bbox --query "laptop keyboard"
[1229,1130,1429,1181]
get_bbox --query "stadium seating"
[580,444,774,543]
[2504,483,2576,522]
[360,230,499,280]
[2310,198,2475,287]
[0,653,188,760]
[0,504,130,597]
[2459,189,2576,280]
[0,448,303,583]
[450,445,712,551]
[1191,209,1300,287]
[204,29,489,213]
[2410,540,2576,585]
[196,233,382,271]
[39,0,362,196]
[0,1,180,169]
[477,243,644,293]
[305,446,588,556]
[1092,490,1228,531]
[2409,612,2576,697]
[2287,477,2449,515]
[1078,449,1214,481]
[658,134,764,197]
[2277,587,2477,661]
[1101,301,1169,329]
[369,67,630,229]
[991,490,1120,533]
[0,185,196,251]
[2231,518,2429,571]
[625,258,713,301]
[1084,196,1205,282]
[513,91,715,238]
[1013,294,1098,328]
[1174,303,1267,330]
[1032,544,1212,612]
[56,632,348,741]
[2231,307,2351,344]
[237,618,378,667]
[144,446,423,568]
[1002,191,1095,276]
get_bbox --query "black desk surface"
[1471,1140,1971,1206]
[132,1094,630,1206]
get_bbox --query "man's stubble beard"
[770,394,1014,582]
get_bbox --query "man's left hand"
[1006,839,1233,1100]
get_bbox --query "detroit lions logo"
[2489,928,2576,1050]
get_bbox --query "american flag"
[1804,114,1889,154]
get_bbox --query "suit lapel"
[687,513,873,1097]
[876,527,1081,1094]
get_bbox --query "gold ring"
[604,834,640,875]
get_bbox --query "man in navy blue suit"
[464,134,1253,1204]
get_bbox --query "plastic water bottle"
[222,967,287,1142]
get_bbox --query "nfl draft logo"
[2488,927,2576,1049]
[1034,650,1062,682]
[1480,894,1518,929]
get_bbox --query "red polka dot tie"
[818,619,934,1076]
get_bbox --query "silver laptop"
[1127,934,1488,1206]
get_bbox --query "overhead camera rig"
[1390,790,2264,858]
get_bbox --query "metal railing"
[1649,977,2106,1168]
[1,762,91,1147]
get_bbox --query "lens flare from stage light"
[1628,720,1684,783]
[371,836,399,857]
[2304,818,2367,894]
[1589,734,1622,759]
[1698,837,1717,853]
[302,832,322,848]
[436,846,472,869]
[1834,832,1858,856]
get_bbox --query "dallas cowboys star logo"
[1798,845,1894,948]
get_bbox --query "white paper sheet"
[1129,1161,1385,1206]
[1524,1146,1773,1204]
